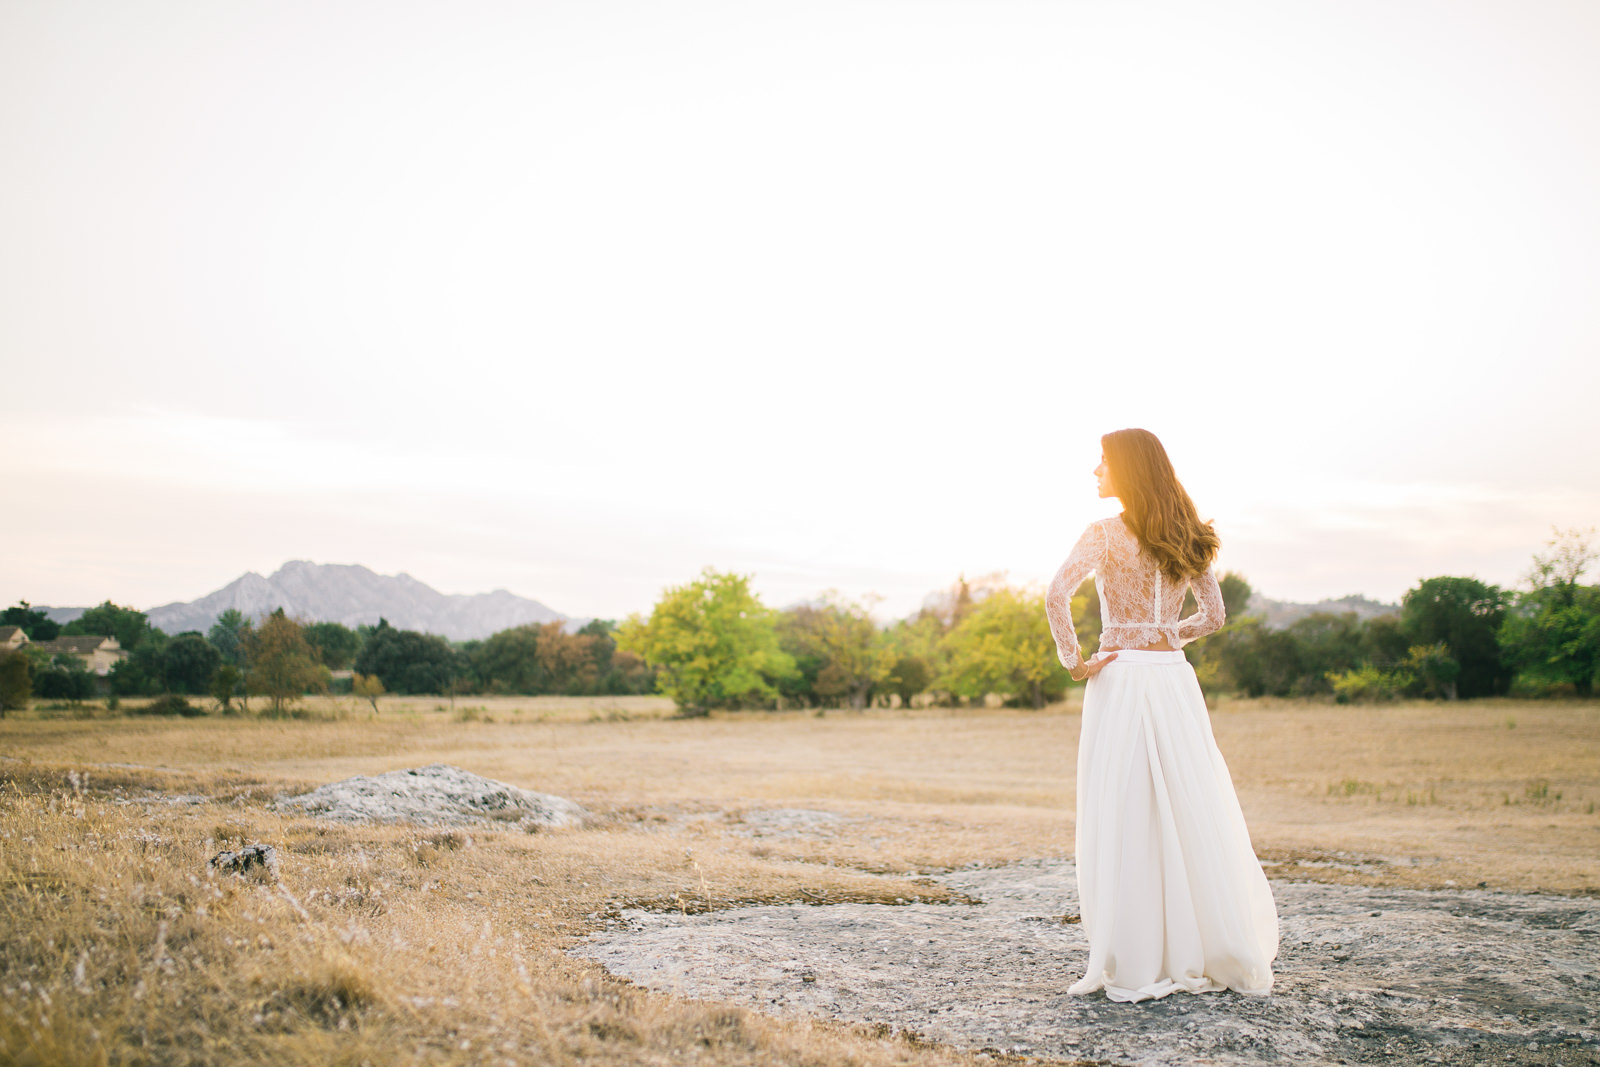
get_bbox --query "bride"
[1045,428,1278,1002]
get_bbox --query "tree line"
[1,527,1593,716]
[0,605,655,715]
[612,528,1599,712]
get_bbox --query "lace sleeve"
[1176,567,1227,646]
[1045,522,1106,671]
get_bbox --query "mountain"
[1247,593,1399,630]
[142,562,568,640]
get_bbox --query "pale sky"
[3,0,1597,623]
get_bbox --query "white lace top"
[1045,515,1226,671]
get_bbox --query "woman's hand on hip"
[1070,652,1117,683]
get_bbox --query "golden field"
[2,695,1597,1066]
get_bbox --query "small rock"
[208,843,279,880]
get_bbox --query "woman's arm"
[1045,522,1106,672]
[1176,566,1227,645]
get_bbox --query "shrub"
[134,693,204,717]
[1328,665,1413,704]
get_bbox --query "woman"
[1045,428,1278,1002]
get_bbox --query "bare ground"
[578,856,1600,1066]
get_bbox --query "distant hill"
[1247,593,1399,630]
[140,561,569,640]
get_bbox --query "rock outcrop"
[276,764,587,831]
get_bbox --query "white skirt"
[1071,649,1279,1002]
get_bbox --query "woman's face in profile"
[1094,455,1116,499]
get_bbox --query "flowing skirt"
[1071,649,1278,1002]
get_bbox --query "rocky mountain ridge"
[135,561,569,640]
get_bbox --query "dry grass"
[2,695,1597,1065]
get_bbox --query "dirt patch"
[575,860,1600,1066]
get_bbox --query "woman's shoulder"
[1088,514,1131,538]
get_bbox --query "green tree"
[776,596,888,710]
[1499,528,1600,696]
[2,601,60,641]
[576,619,656,695]
[1218,571,1254,621]
[615,569,795,714]
[941,585,1067,709]
[33,656,96,703]
[210,663,242,712]
[1282,612,1365,695]
[352,619,459,695]
[1205,618,1303,697]
[109,630,171,697]
[884,654,932,709]
[62,601,154,650]
[207,609,252,665]
[473,624,546,694]
[164,632,222,695]
[244,609,325,715]
[1400,577,1510,698]
[1360,615,1411,669]
[812,595,889,711]
[304,621,361,670]
[1401,642,1461,700]
[0,650,29,714]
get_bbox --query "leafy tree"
[1205,618,1303,697]
[941,586,1068,709]
[1282,612,1365,695]
[576,619,657,695]
[304,621,361,670]
[353,619,459,695]
[1360,615,1411,669]
[353,672,385,714]
[1400,577,1510,698]
[207,609,252,665]
[884,654,931,709]
[812,595,889,711]
[244,609,325,715]
[776,596,889,710]
[1402,642,1461,700]
[62,601,154,650]
[0,650,31,714]
[472,624,546,694]
[164,632,222,695]
[2,601,60,641]
[210,664,242,712]
[775,606,829,706]
[1218,572,1254,620]
[33,656,96,702]
[534,622,602,695]
[1499,528,1600,696]
[109,630,171,697]
[616,569,795,714]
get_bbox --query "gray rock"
[275,763,587,830]
[208,843,280,880]
[575,859,1600,1066]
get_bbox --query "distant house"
[27,635,128,676]
[0,626,26,652]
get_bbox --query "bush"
[133,693,204,717]
[33,664,97,703]
[1328,665,1413,704]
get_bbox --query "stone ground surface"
[576,856,1600,1066]
[274,763,588,829]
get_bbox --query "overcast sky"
[3,0,1597,622]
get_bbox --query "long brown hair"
[1101,428,1219,582]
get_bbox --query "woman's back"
[1045,515,1226,667]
